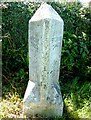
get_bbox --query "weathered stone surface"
[23,3,64,118]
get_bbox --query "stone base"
[23,101,63,118]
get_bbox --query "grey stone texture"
[23,3,64,118]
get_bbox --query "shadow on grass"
[60,76,91,120]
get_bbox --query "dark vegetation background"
[2,2,91,119]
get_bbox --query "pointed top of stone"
[30,3,63,22]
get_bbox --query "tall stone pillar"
[23,3,64,118]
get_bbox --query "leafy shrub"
[51,2,91,82]
[2,2,39,97]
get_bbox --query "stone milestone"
[23,3,64,118]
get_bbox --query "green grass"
[61,78,91,119]
[0,78,91,119]
[0,93,24,119]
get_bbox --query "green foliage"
[2,2,39,97]
[51,2,91,82]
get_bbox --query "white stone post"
[23,3,64,118]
